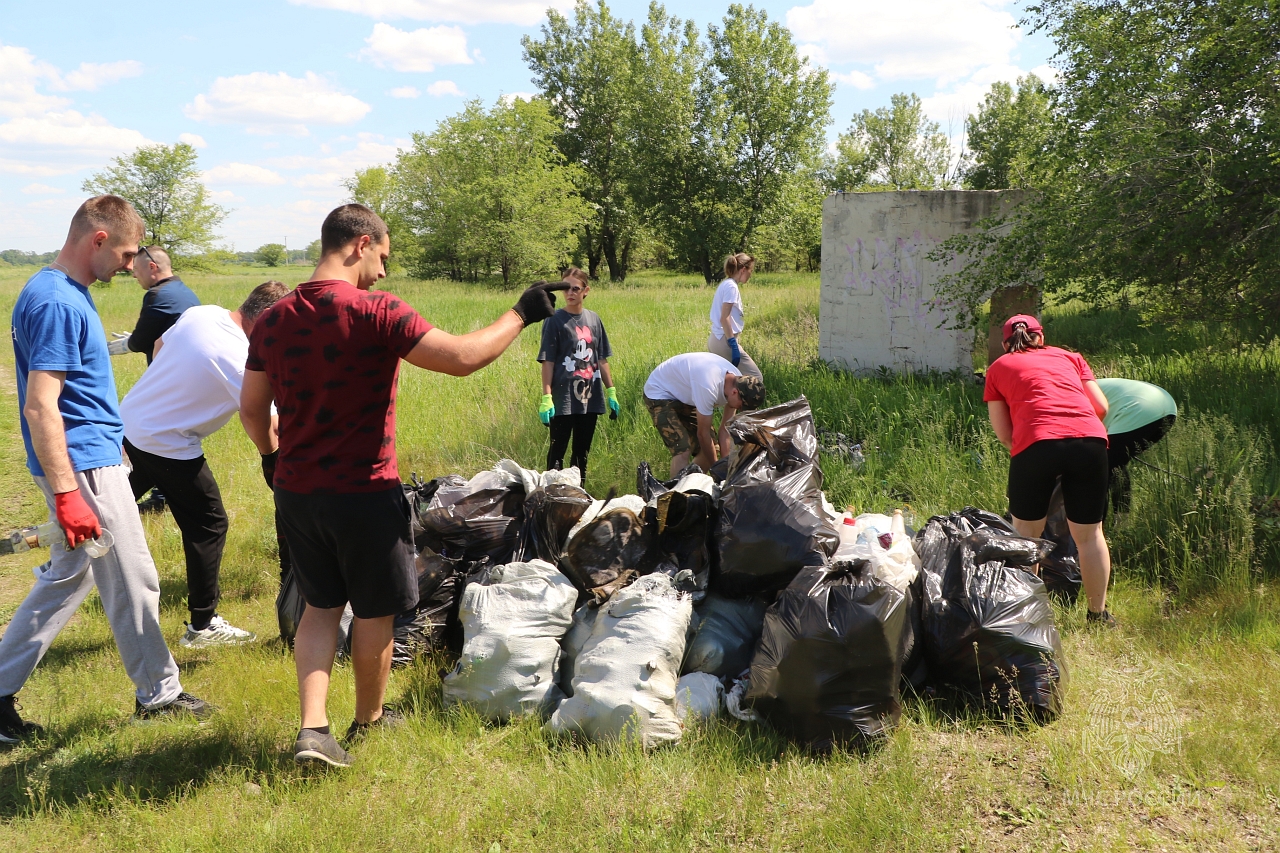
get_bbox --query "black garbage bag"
[636,462,705,502]
[1040,482,1083,605]
[276,566,306,644]
[417,487,524,565]
[914,508,1066,720]
[712,397,839,597]
[562,505,649,603]
[745,560,910,750]
[681,593,769,678]
[642,488,717,593]
[516,483,593,564]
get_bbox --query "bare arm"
[599,360,613,388]
[24,370,78,493]
[720,301,735,337]
[239,370,277,454]
[152,337,164,359]
[541,360,554,395]
[404,312,524,377]
[695,412,718,470]
[1084,380,1109,420]
[718,406,738,457]
[987,400,1013,452]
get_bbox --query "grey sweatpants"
[0,465,183,707]
[707,333,763,381]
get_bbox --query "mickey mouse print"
[538,307,613,416]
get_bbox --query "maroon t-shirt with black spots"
[245,280,432,494]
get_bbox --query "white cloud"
[920,62,1057,129]
[426,80,464,97]
[178,132,208,148]
[388,85,420,98]
[264,134,405,174]
[358,23,472,73]
[202,162,286,186]
[499,92,536,105]
[205,189,243,203]
[184,71,372,134]
[0,110,153,176]
[21,182,64,195]
[294,172,346,190]
[53,60,144,92]
[0,44,73,118]
[287,0,568,26]
[832,70,874,90]
[787,0,1021,85]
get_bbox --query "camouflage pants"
[644,395,700,458]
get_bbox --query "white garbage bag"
[442,560,578,721]
[558,602,601,697]
[675,673,724,722]
[566,494,648,544]
[547,573,692,747]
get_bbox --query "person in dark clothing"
[536,267,617,485]
[109,245,201,364]
[1095,378,1178,514]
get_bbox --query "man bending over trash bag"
[239,203,567,769]
[643,352,765,478]
[1095,378,1177,515]
[120,280,291,649]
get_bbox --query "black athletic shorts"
[274,485,418,619]
[1008,437,1109,525]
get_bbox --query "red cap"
[1002,314,1043,343]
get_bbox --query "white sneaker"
[179,615,256,648]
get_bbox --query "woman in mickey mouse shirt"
[536,267,617,486]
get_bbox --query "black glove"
[511,281,570,327]
[261,449,279,489]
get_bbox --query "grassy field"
[0,263,1277,851]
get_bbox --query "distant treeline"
[1,249,57,266]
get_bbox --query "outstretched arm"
[404,313,525,377]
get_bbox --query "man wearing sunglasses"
[108,244,200,365]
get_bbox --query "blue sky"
[0,1,1054,252]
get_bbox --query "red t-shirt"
[983,346,1107,457]
[245,280,432,493]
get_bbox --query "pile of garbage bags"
[273,397,1071,750]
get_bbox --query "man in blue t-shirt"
[0,195,213,745]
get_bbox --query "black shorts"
[1008,437,1109,525]
[274,485,418,619]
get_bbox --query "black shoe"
[0,695,44,744]
[1086,609,1118,629]
[137,489,166,514]
[134,691,215,721]
[294,730,353,768]
[344,705,405,745]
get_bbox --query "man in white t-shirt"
[120,281,289,647]
[643,352,765,477]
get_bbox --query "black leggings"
[1108,414,1176,513]
[125,438,227,630]
[547,413,599,484]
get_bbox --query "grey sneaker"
[344,705,405,745]
[179,615,256,648]
[294,730,353,768]
[0,695,44,744]
[135,691,216,721]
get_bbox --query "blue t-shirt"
[12,267,124,476]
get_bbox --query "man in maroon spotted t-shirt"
[240,204,566,768]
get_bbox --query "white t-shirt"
[709,278,744,340]
[644,353,741,417]
[121,305,251,460]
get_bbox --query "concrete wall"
[819,190,1024,375]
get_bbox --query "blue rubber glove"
[538,394,555,426]
[605,386,619,420]
[727,337,742,367]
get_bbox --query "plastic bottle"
[890,509,906,538]
[2,522,114,558]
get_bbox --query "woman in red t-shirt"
[984,314,1116,627]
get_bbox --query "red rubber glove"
[54,489,101,548]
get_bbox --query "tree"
[256,243,286,267]
[937,0,1280,324]
[305,239,322,263]
[962,74,1053,190]
[82,142,226,256]
[393,98,589,285]
[829,93,952,191]
[343,166,397,219]
[524,0,640,281]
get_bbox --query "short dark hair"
[239,280,291,323]
[142,244,172,272]
[320,204,388,255]
[68,195,145,243]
